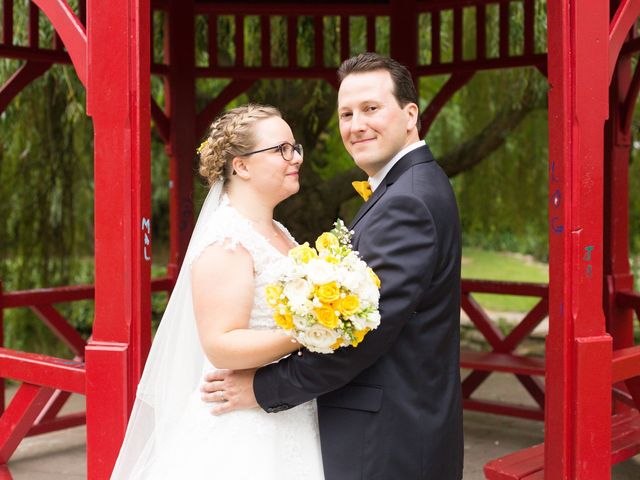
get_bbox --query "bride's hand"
[201,368,258,415]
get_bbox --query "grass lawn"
[462,248,548,313]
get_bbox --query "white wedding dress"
[111,190,324,479]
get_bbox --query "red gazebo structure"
[1,0,640,478]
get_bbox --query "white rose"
[289,298,314,316]
[284,278,313,306]
[306,259,337,285]
[298,324,340,354]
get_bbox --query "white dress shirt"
[368,140,426,192]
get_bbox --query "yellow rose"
[265,284,283,307]
[351,328,370,347]
[274,310,294,330]
[315,232,339,253]
[367,267,381,288]
[315,282,341,304]
[330,337,343,350]
[314,305,339,329]
[335,294,360,316]
[289,243,318,263]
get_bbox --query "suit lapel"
[349,145,434,229]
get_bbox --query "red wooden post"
[603,54,634,352]
[85,0,151,477]
[389,0,418,78]
[546,1,612,479]
[165,0,196,281]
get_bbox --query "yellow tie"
[352,181,373,201]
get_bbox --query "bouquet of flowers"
[265,220,381,353]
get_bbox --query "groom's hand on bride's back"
[201,368,259,415]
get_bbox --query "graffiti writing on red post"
[583,245,594,278]
[142,217,151,261]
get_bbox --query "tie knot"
[352,181,373,201]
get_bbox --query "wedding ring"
[220,391,226,402]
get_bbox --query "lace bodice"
[189,194,295,330]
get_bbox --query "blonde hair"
[198,104,282,185]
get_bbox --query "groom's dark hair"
[337,52,421,131]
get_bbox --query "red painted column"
[85,0,151,477]
[603,56,634,352]
[546,1,612,479]
[165,0,196,280]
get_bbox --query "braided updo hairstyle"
[198,104,282,186]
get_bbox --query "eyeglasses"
[240,142,303,162]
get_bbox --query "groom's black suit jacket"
[254,145,463,480]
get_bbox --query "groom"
[203,52,463,479]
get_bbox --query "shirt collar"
[368,140,426,191]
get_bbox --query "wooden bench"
[483,411,640,479]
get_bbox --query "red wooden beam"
[366,15,375,52]
[30,305,86,356]
[164,0,196,280]
[28,411,86,436]
[501,298,548,352]
[30,0,87,86]
[462,279,548,297]
[0,349,84,393]
[621,60,640,134]
[515,375,545,409]
[150,97,170,143]
[36,389,72,422]
[340,15,349,61]
[0,61,52,116]
[28,3,39,48]
[612,345,640,383]
[2,0,13,46]
[194,3,389,16]
[196,79,255,139]
[2,284,93,308]
[0,384,55,463]
[461,351,544,376]
[0,44,70,63]
[609,0,640,83]
[523,0,534,56]
[464,398,544,421]
[419,71,473,136]
[2,277,171,309]
[462,294,505,349]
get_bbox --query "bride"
[111,104,324,479]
